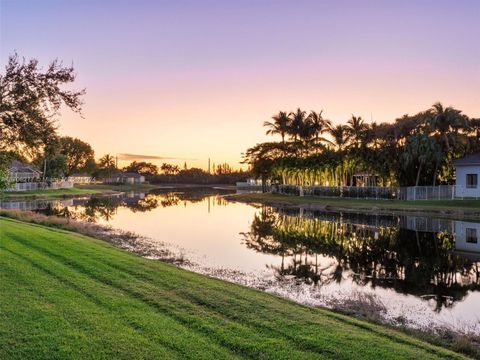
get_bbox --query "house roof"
[9,160,41,174]
[452,153,480,167]
[121,172,144,178]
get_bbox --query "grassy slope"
[0,187,102,199]
[0,218,467,359]
[230,193,480,213]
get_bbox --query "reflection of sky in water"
[3,191,480,333]
[97,197,277,272]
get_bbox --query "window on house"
[466,174,478,188]
[466,228,478,244]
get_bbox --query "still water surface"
[3,187,480,333]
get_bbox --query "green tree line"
[244,104,480,187]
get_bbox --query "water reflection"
[2,188,480,330]
[242,207,480,311]
[32,188,232,222]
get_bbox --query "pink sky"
[1,0,479,168]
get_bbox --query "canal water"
[2,187,479,334]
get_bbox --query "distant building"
[8,160,42,182]
[104,172,145,185]
[352,172,378,187]
[68,173,93,184]
[236,178,265,187]
[453,153,480,198]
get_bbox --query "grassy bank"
[0,217,469,359]
[228,193,480,219]
[0,187,104,200]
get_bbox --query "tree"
[427,102,466,152]
[264,111,290,144]
[243,142,285,190]
[0,53,85,158]
[288,108,307,142]
[44,154,68,179]
[246,103,476,188]
[308,110,331,150]
[98,154,116,169]
[59,136,95,176]
[160,163,180,175]
[215,163,233,175]
[401,134,442,186]
[94,154,117,179]
[328,125,349,151]
[346,115,367,149]
[123,161,158,175]
[0,167,13,190]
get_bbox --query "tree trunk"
[415,162,423,186]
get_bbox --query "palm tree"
[308,110,332,150]
[346,115,367,149]
[328,125,350,186]
[328,125,349,151]
[297,117,316,155]
[428,102,466,152]
[288,108,307,142]
[402,134,442,186]
[264,111,290,144]
[98,154,116,168]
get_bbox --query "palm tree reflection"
[242,207,480,310]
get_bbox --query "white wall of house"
[454,220,480,254]
[455,165,480,198]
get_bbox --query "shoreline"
[1,209,479,357]
[1,213,475,359]
[225,192,480,221]
[0,183,236,202]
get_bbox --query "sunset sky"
[1,0,479,169]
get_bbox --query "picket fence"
[5,180,74,192]
[274,184,472,200]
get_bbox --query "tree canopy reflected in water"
[36,190,480,312]
[242,207,480,311]
[39,188,231,222]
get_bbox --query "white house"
[104,172,145,185]
[8,160,42,182]
[454,220,480,261]
[236,178,262,187]
[453,153,480,198]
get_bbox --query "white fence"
[398,185,456,200]
[5,181,74,192]
[274,185,399,199]
[274,184,475,201]
[398,185,480,200]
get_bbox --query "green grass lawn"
[0,217,468,359]
[231,193,480,214]
[0,187,102,199]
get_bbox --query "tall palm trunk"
[415,161,423,186]
[432,160,439,186]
